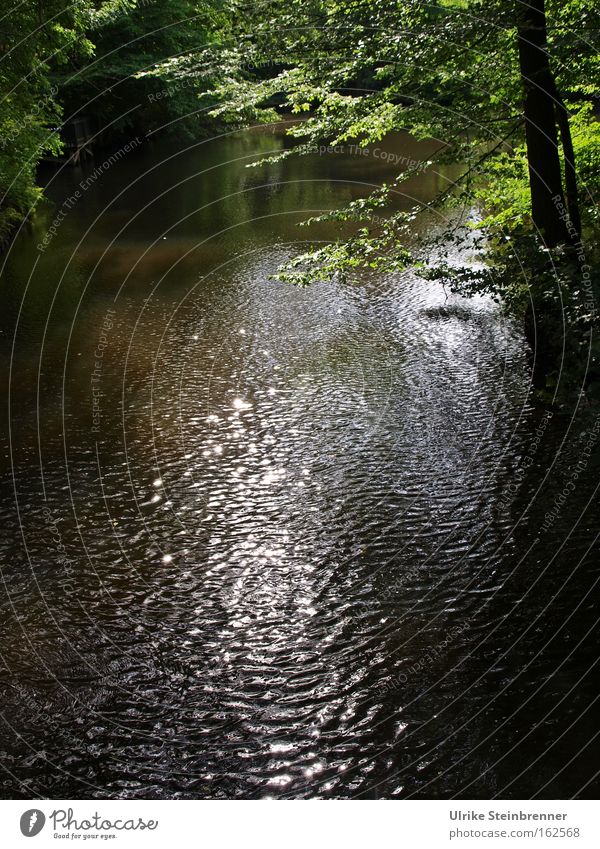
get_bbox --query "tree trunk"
[554,93,582,241]
[517,0,569,247]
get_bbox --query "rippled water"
[0,125,599,799]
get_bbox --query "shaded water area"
[0,124,599,799]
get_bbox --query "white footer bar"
[0,800,597,849]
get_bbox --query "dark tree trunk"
[517,0,570,247]
[554,93,582,240]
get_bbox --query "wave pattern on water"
[0,131,598,800]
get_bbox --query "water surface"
[0,125,598,799]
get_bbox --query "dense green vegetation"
[2,0,599,396]
[57,0,225,143]
[0,1,93,242]
[0,0,223,243]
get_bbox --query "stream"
[0,123,598,799]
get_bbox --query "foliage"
[58,0,227,142]
[0,0,226,244]
[0,0,94,241]
[177,0,600,283]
